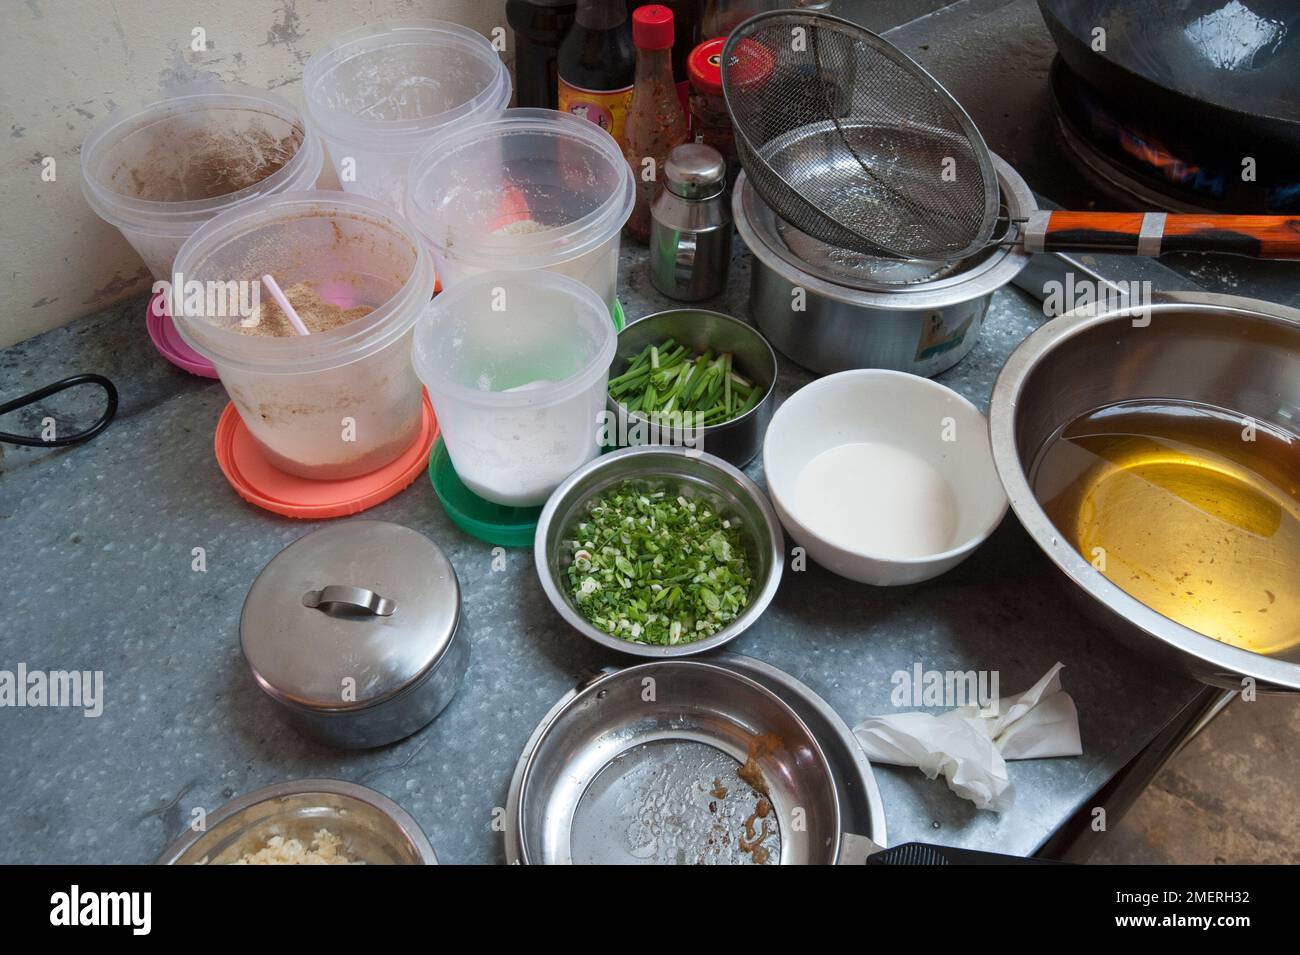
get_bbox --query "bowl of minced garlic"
[156,780,438,865]
[230,829,359,865]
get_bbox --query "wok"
[1038,0,1300,155]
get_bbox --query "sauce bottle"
[557,0,636,146]
[632,0,699,115]
[508,0,577,109]
[623,4,689,244]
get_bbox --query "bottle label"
[558,79,634,145]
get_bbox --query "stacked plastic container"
[303,20,511,211]
[405,109,635,310]
[171,192,436,481]
[412,271,616,508]
[80,84,325,280]
[81,20,636,532]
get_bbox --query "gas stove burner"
[1047,56,1299,215]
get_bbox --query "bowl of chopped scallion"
[534,446,785,656]
[604,310,777,468]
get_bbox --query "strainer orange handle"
[1023,211,1300,259]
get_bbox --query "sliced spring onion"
[564,481,754,646]
[608,338,761,427]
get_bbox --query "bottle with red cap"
[632,0,698,112]
[622,4,689,244]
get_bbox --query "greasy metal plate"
[504,653,885,864]
[516,661,834,865]
[570,738,782,865]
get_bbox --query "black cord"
[0,374,118,447]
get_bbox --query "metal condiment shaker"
[650,143,732,301]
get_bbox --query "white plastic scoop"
[261,273,310,336]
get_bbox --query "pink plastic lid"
[214,392,438,519]
[146,291,218,378]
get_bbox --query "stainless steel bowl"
[734,153,1034,376]
[156,779,437,864]
[605,309,777,468]
[534,445,784,657]
[989,291,1300,692]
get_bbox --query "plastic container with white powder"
[411,271,615,506]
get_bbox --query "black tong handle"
[867,841,1061,865]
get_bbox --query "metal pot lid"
[241,521,460,713]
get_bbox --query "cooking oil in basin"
[1032,399,1300,655]
[570,739,781,865]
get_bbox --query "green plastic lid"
[427,299,623,547]
[428,438,543,548]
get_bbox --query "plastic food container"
[405,108,634,310]
[411,270,616,507]
[303,20,511,210]
[80,84,324,279]
[172,191,435,480]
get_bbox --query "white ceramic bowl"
[763,370,1007,585]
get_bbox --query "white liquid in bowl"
[791,442,959,559]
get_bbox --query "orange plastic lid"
[214,393,438,519]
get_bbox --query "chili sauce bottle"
[623,4,689,243]
[632,0,699,115]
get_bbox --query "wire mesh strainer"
[721,10,1001,261]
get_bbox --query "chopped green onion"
[608,338,763,427]
[564,481,754,646]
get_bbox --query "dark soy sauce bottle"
[557,0,636,147]
[507,0,577,109]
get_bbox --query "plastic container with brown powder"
[171,191,435,480]
[80,83,325,280]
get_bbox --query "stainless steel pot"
[534,446,784,657]
[989,291,1300,692]
[605,308,777,467]
[734,154,1034,376]
[241,521,468,747]
[157,779,437,864]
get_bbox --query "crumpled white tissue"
[853,662,1082,812]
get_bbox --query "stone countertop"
[0,239,1201,864]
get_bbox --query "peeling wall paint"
[0,0,511,347]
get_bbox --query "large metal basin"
[989,291,1300,692]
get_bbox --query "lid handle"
[302,585,396,618]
